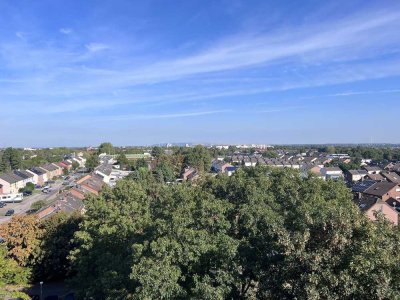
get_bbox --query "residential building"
[382,172,400,184]
[78,174,104,195]
[224,166,237,176]
[362,166,382,174]
[59,161,73,171]
[95,165,113,183]
[346,170,368,182]
[0,172,25,194]
[29,167,48,186]
[356,197,398,225]
[365,173,385,182]
[363,181,400,201]
[182,167,199,181]
[212,160,232,173]
[72,156,86,167]
[320,167,344,180]
[40,163,62,180]
[13,170,36,185]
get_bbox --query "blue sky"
[1,0,400,147]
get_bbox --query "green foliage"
[20,147,71,169]
[72,161,80,170]
[98,142,114,155]
[30,200,46,212]
[151,146,164,158]
[34,212,82,281]
[63,167,69,175]
[0,245,30,300]
[0,147,22,171]
[68,167,400,299]
[133,158,148,170]
[326,146,336,154]
[183,145,211,173]
[25,182,35,192]
[154,160,175,183]
[117,152,129,169]
[20,182,36,194]
[86,153,100,172]
[262,150,279,158]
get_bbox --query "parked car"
[23,190,33,196]
[47,180,56,184]
[0,202,6,208]
[5,209,14,216]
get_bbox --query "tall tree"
[86,153,100,172]
[117,153,129,169]
[98,142,114,155]
[151,146,164,159]
[154,160,175,183]
[0,147,22,171]
[183,145,211,173]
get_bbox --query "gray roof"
[95,165,113,176]
[30,167,47,175]
[0,172,24,184]
[363,166,382,172]
[365,173,385,181]
[348,169,368,175]
[381,172,400,184]
[364,181,398,197]
[41,164,59,172]
[13,170,34,179]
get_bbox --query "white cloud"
[85,43,110,52]
[60,28,72,35]
[15,32,25,39]
[1,6,400,117]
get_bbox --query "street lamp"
[40,281,43,300]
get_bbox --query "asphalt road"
[0,180,65,224]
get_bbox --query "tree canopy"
[0,147,22,172]
[0,245,30,300]
[86,153,100,172]
[98,142,114,155]
[183,145,211,173]
[67,167,400,299]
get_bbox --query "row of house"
[0,155,87,195]
[231,154,333,167]
[37,173,104,219]
[37,153,135,219]
[0,163,63,194]
[220,156,344,180]
[347,165,400,184]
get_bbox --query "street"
[0,179,65,224]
